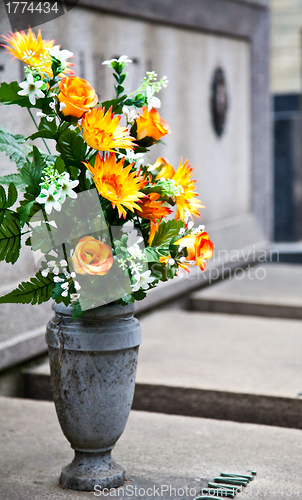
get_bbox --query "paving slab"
[24,310,302,429]
[0,396,301,500]
[189,263,302,319]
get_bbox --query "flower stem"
[28,108,52,156]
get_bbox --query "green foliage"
[0,126,30,170]
[0,182,18,227]
[144,246,166,263]
[56,128,87,169]
[71,300,84,320]
[52,281,70,307]
[0,211,21,264]
[0,271,54,305]
[150,219,183,248]
[0,174,26,189]
[29,116,58,140]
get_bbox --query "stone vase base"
[60,450,125,491]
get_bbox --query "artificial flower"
[135,106,171,141]
[156,158,204,221]
[138,193,172,221]
[18,73,45,105]
[131,270,155,292]
[47,45,73,68]
[84,152,146,218]
[35,185,61,215]
[2,28,54,77]
[80,106,135,152]
[57,173,79,203]
[102,55,132,66]
[58,76,98,118]
[175,231,214,271]
[146,86,161,111]
[71,236,113,276]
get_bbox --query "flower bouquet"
[0,27,213,314]
[0,28,215,491]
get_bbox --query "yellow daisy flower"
[2,28,54,77]
[80,106,135,153]
[84,153,146,218]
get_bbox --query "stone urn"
[46,302,142,491]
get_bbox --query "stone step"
[0,396,301,499]
[188,263,302,319]
[24,310,302,429]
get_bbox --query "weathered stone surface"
[0,396,301,499]
[189,263,302,319]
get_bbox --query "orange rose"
[58,77,98,118]
[135,106,171,141]
[176,231,214,271]
[71,236,113,276]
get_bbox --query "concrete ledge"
[0,396,301,499]
[0,327,47,371]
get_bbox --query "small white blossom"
[70,272,76,279]
[61,289,68,297]
[36,185,61,215]
[179,256,186,263]
[168,258,175,266]
[74,281,81,291]
[61,282,69,290]
[197,225,205,232]
[49,101,56,110]
[146,85,161,111]
[47,45,73,68]
[18,73,45,105]
[128,243,144,260]
[131,270,155,292]
[54,276,65,283]
[187,221,194,230]
[178,227,186,235]
[102,55,132,66]
[57,173,79,203]
[46,116,54,122]
[122,106,139,125]
[60,259,67,267]
[36,111,46,118]
[41,269,49,277]
[59,102,66,111]
[70,293,80,302]
[127,230,144,248]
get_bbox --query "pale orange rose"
[175,231,214,271]
[71,236,113,276]
[58,77,98,118]
[135,106,171,141]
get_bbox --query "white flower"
[70,293,80,302]
[59,102,66,111]
[36,185,61,215]
[131,270,155,292]
[54,276,65,283]
[70,272,76,279]
[46,116,54,122]
[18,73,45,105]
[187,221,194,230]
[178,227,186,235]
[122,106,139,124]
[61,289,68,297]
[49,100,56,110]
[168,258,175,266]
[57,173,79,203]
[74,281,81,291]
[128,243,144,260]
[47,45,73,68]
[41,269,49,277]
[197,225,205,232]
[146,85,161,111]
[60,259,67,267]
[102,55,132,66]
[127,230,143,248]
[123,149,145,167]
[61,282,69,290]
[179,256,186,263]
[36,111,46,118]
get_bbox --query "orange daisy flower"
[84,153,146,218]
[80,106,135,153]
[156,158,204,221]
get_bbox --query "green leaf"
[56,128,87,168]
[0,174,26,189]
[17,198,40,226]
[0,211,21,264]
[29,116,58,140]
[101,95,126,114]
[0,271,54,305]
[0,183,18,224]
[151,219,183,248]
[20,146,46,197]
[0,125,29,169]
[144,247,163,263]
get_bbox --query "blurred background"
[0,0,301,433]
